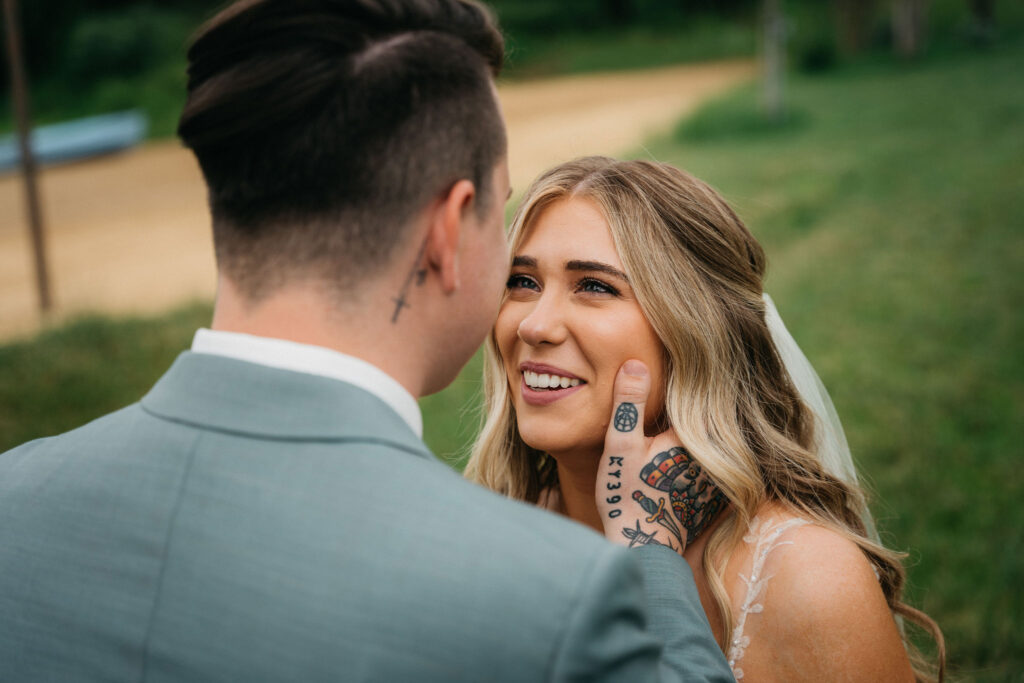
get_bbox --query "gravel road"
[0,59,754,340]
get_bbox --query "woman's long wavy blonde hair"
[465,156,944,681]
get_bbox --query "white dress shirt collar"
[190,328,422,438]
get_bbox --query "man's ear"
[426,179,476,294]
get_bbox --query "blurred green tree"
[892,0,930,56]
[968,0,995,42]
[63,6,173,83]
[835,0,877,55]
[0,0,212,88]
[602,0,634,24]
[762,0,786,120]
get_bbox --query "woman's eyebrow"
[566,260,630,283]
[511,255,537,268]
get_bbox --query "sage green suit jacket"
[0,352,731,681]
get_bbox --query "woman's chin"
[517,421,602,461]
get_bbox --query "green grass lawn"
[2,40,1021,680]
[0,303,211,449]
[657,44,1023,680]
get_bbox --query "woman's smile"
[519,361,586,405]
[495,196,666,459]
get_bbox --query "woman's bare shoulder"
[747,509,915,681]
[764,516,878,599]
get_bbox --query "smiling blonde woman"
[465,156,944,682]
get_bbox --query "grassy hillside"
[656,43,1023,680]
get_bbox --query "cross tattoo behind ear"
[390,295,411,323]
[390,238,430,324]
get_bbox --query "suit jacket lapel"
[141,352,434,460]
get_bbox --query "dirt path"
[0,59,754,340]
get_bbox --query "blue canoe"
[0,110,148,172]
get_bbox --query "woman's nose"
[517,295,568,347]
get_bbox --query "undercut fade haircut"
[177,0,506,300]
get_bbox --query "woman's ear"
[426,179,476,294]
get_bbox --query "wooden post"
[3,0,52,312]
[835,0,876,56]
[892,0,929,58]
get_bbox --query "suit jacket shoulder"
[0,352,730,682]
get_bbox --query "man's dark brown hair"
[177,0,505,299]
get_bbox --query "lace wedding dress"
[726,515,811,680]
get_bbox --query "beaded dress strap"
[726,516,811,680]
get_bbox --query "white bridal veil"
[762,294,878,540]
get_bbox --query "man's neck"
[211,276,430,399]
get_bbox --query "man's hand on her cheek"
[596,360,728,556]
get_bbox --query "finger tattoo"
[605,456,624,518]
[613,402,639,432]
[622,520,679,551]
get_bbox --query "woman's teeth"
[524,371,581,390]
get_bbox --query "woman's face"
[495,196,666,458]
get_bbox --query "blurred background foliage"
[2,0,1022,680]
[3,0,1023,135]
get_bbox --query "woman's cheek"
[588,320,666,432]
[494,308,522,367]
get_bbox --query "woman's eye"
[506,274,539,291]
[578,278,618,296]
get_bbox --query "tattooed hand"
[595,360,727,556]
